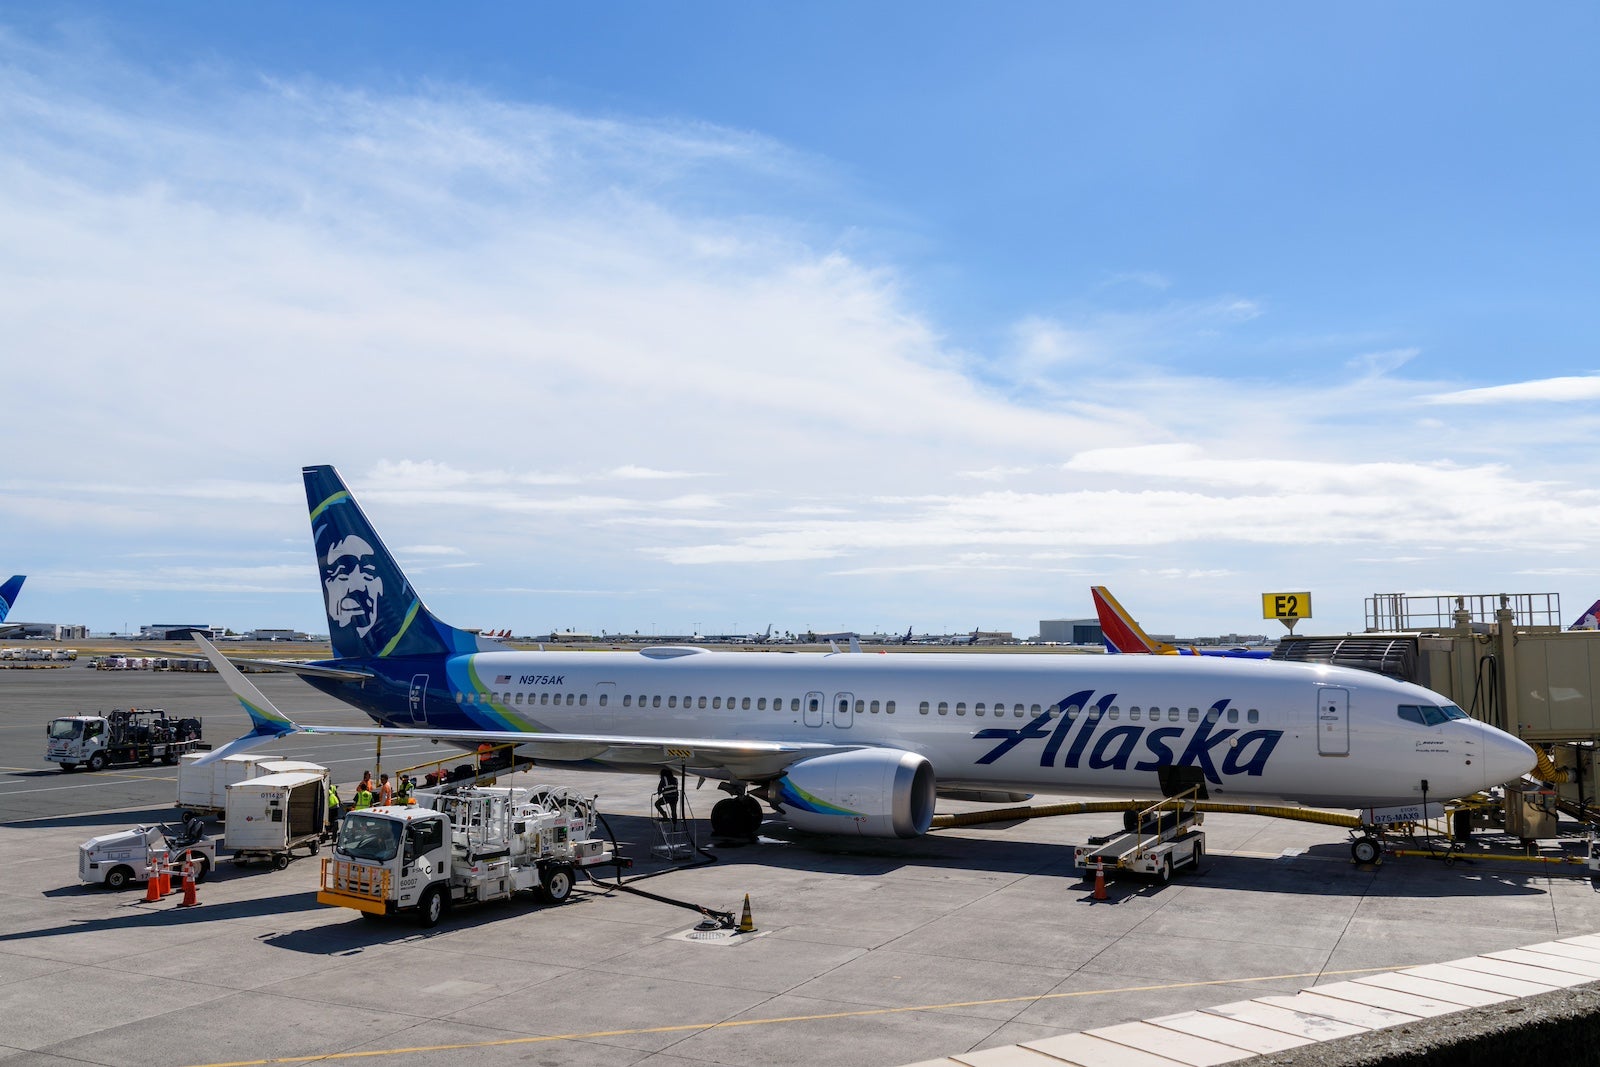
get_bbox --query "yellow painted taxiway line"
[179,964,1409,1067]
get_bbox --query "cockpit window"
[1398,704,1470,726]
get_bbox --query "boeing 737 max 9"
[195,467,1534,844]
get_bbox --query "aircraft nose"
[1480,726,1536,789]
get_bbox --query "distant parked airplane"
[0,575,26,638]
[1092,586,1271,659]
[1569,599,1600,631]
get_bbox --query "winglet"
[191,634,301,763]
[1091,586,1178,655]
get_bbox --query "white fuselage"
[418,647,1532,808]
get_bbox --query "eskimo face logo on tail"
[323,535,384,639]
[972,692,1283,784]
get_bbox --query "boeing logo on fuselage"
[972,690,1283,783]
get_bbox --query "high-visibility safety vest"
[354,788,373,809]
[328,784,340,808]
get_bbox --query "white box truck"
[225,771,329,869]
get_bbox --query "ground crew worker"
[377,773,394,806]
[327,782,341,834]
[654,766,681,824]
[358,770,374,798]
[353,782,374,810]
[397,774,415,804]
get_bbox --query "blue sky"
[2,4,1597,639]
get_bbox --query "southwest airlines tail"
[0,575,23,624]
[304,466,494,660]
[1091,585,1178,654]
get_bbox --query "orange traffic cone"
[1093,858,1107,901]
[158,859,171,897]
[738,894,755,933]
[177,853,198,908]
[144,865,162,902]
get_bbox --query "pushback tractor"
[317,786,614,927]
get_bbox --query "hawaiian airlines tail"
[1569,599,1600,631]
[1091,585,1178,654]
[304,466,496,661]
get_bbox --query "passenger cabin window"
[515,693,524,705]
[886,700,895,714]
[1205,708,1219,724]
[578,694,586,706]
[1247,709,1259,724]
[598,695,607,707]
[699,697,707,709]
[757,698,767,711]
[623,695,632,707]
[1030,704,1042,716]
[920,701,930,715]
[955,702,966,716]
[1187,708,1199,722]
[712,697,721,709]
[937,702,948,716]
[789,698,799,712]
[742,697,751,710]
[869,700,880,714]
[1130,708,1141,721]
[1225,707,1236,723]
[652,696,661,708]
[974,702,986,716]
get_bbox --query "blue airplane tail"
[303,466,491,661]
[0,575,24,623]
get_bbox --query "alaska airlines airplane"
[196,467,1534,844]
[1092,585,1271,659]
[0,575,26,638]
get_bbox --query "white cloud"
[1424,375,1600,405]
[2,28,1598,637]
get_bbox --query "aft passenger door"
[832,692,854,729]
[408,675,429,725]
[1317,687,1349,756]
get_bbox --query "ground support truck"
[1074,794,1205,886]
[318,786,613,927]
[79,823,217,890]
[47,708,205,772]
[225,770,329,869]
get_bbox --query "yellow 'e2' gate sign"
[1262,592,1311,632]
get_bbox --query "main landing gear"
[710,794,763,840]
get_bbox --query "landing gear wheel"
[273,853,290,871]
[739,795,764,834]
[543,864,574,904]
[1351,836,1381,865]
[105,866,133,891]
[418,886,446,928]
[87,752,107,772]
[712,796,762,838]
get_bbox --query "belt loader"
[318,786,613,927]
[1074,793,1205,885]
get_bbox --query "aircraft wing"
[135,647,374,681]
[291,722,846,780]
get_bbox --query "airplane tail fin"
[0,575,24,623]
[304,465,492,661]
[1570,599,1600,631]
[191,634,300,763]
[1091,586,1178,655]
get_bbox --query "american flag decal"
[495,674,511,685]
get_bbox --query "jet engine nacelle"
[772,748,936,838]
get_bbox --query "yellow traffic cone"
[738,893,755,933]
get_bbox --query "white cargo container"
[176,753,277,819]
[225,771,329,869]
